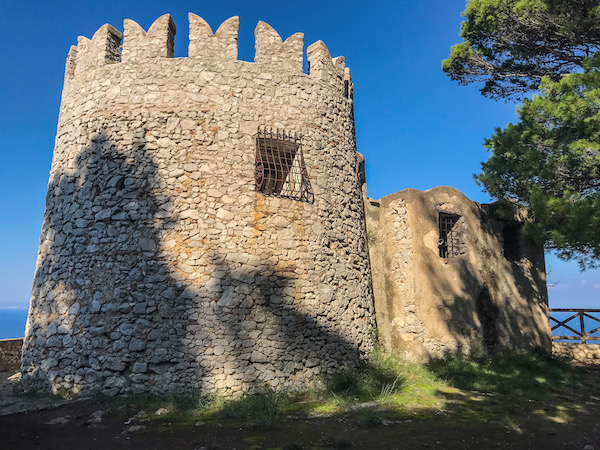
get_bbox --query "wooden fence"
[549,309,600,343]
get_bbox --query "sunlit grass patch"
[426,349,584,398]
[98,348,599,432]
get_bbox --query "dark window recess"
[255,127,313,203]
[438,212,460,258]
[475,287,499,354]
[503,223,521,261]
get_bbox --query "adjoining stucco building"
[20,14,550,396]
[365,187,550,362]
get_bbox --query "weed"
[500,415,523,434]
[327,368,363,397]
[243,435,266,446]
[357,409,384,427]
[366,227,379,245]
[324,348,422,402]
[218,383,298,427]
[379,376,401,401]
[369,327,380,345]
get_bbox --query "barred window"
[438,212,460,258]
[255,127,313,203]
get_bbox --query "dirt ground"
[1,370,599,450]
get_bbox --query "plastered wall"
[366,187,551,362]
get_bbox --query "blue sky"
[0,0,598,311]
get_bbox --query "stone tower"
[21,14,375,396]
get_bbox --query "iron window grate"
[438,212,460,258]
[255,127,313,203]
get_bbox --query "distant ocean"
[550,310,600,342]
[0,309,29,340]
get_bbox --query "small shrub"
[327,368,363,397]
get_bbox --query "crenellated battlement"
[66,13,349,85]
[123,14,176,62]
[189,14,239,60]
[72,24,121,78]
[254,21,303,72]
[307,41,345,82]
[23,10,375,398]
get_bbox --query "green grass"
[217,384,300,427]
[426,349,585,398]
[101,349,599,431]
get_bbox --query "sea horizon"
[0,308,28,340]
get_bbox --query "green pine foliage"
[476,59,600,267]
[443,0,600,99]
[445,0,600,267]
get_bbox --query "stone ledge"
[0,339,23,371]
[552,341,600,366]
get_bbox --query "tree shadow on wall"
[189,248,366,392]
[415,211,598,439]
[412,206,550,362]
[22,125,370,396]
[22,128,195,395]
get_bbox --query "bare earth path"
[0,371,66,417]
[1,370,600,449]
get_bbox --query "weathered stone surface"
[0,339,23,371]
[131,362,148,373]
[553,342,600,365]
[20,13,375,397]
[365,187,551,362]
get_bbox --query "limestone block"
[75,24,122,77]
[123,14,176,63]
[189,14,239,60]
[254,21,303,73]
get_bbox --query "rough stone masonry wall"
[0,339,23,371]
[553,342,600,365]
[21,14,375,396]
[365,187,551,362]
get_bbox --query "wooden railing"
[549,309,600,343]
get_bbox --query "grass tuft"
[218,384,298,427]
